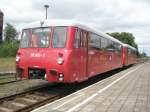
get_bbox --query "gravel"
[0,79,51,98]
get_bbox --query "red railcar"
[122,44,137,66]
[16,19,136,83]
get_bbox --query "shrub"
[0,42,19,57]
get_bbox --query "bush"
[0,42,19,57]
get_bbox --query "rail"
[0,84,63,112]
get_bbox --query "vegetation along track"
[0,84,64,112]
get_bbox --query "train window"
[31,28,50,48]
[90,33,100,50]
[101,37,108,50]
[20,30,30,48]
[128,48,131,55]
[52,27,67,48]
[80,31,83,47]
[84,32,88,47]
[107,40,115,51]
[74,29,80,48]
[113,42,121,53]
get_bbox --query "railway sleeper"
[0,107,13,112]
[25,94,48,101]
[0,101,24,111]
[14,98,36,105]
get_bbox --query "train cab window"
[52,27,67,48]
[31,28,50,48]
[20,30,30,48]
[74,29,80,48]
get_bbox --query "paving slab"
[32,62,149,112]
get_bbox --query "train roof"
[123,44,136,50]
[22,19,123,44]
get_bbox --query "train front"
[16,26,70,83]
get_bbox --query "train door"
[79,30,88,81]
[73,28,88,82]
[122,47,128,66]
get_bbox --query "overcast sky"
[0,0,150,55]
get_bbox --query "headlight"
[57,58,64,65]
[16,56,20,62]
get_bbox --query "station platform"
[32,62,149,112]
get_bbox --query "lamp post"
[44,4,49,19]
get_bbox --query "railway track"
[0,74,22,85]
[0,79,24,85]
[0,84,63,112]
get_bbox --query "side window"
[90,33,100,50]
[20,30,30,48]
[107,40,115,51]
[74,29,80,48]
[80,31,83,47]
[101,37,108,50]
[128,48,131,55]
[83,32,88,47]
[116,43,122,53]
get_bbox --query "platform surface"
[32,62,150,112]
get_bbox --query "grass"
[0,57,15,70]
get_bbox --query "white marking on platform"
[66,65,143,112]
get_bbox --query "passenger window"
[114,43,121,53]
[74,29,80,48]
[128,48,132,55]
[107,40,115,51]
[90,33,100,50]
[84,32,88,47]
[101,37,108,50]
[80,31,83,47]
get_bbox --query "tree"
[0,10,4,44]
[107,32,138,49]
[4,23,17,43]
[140,51,147,58]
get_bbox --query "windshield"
[20,27,67,48]
[52,27,67,48]
[20,28,51,48]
